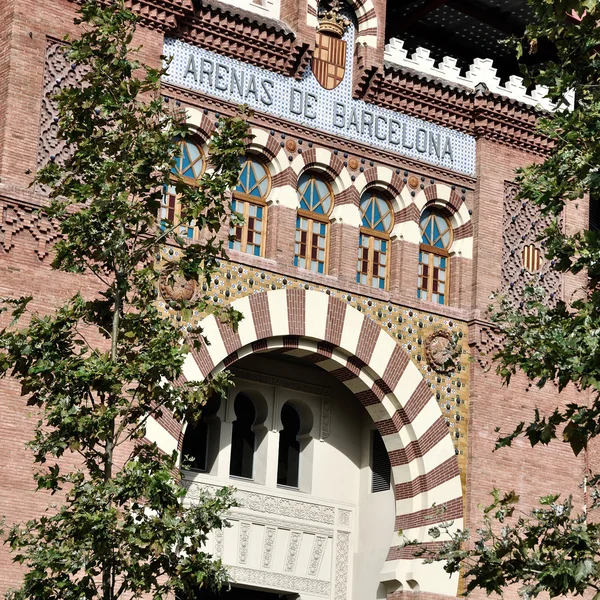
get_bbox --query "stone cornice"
[86,0,551,155]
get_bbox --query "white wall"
[218,0,281,22]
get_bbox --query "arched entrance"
[148,289,463,598]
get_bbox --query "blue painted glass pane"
[381,240,387,252]
[438,295,445,304]
[293,255,299,266]
[379,279,385,289]
[440,257,446,268]
[187,228,194,239]
[317,262,324,274]
[254,246,260,256]
[417,289,422,299]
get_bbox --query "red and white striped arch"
[147,288,462,594]
[307,0,378,48]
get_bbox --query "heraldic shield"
[312,31,347,90]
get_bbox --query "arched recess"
[147,289,463,595]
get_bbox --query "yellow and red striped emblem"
[521,244,543,272]
[312,32,346,90]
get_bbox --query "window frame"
[357,191,393,290]
[162,137,206,242]
[294,173,334,274]
[417,209,453,305]
[229,156,271,257]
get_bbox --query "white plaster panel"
[339,305,364,355]
[201,314,228,366]
[457,202,471,226]
[394,476,461,515]
[357,34,377,47]
[377,166,393,184]
[315,148,331,166]
[413,190,427,211]
[409,393,443,440]
[452,237,473,259]
[267,289,289,336]
[270,184,300,209]
[354,173,367,193]
[342,376,370,394]
[231,296,257,346]
[182,352,205,382]
[304,290,329,340]
[146,416,178,455]
[364,402,393,423]
[330,204,361,227]
[315,358,339,372]
[250,127,269,151]
[436,184,451,201]
[185,106,203,127]
[307,13,318,27]
[370,329,398,377]
[336,167,353,191]
[392,220,420,244]
[291,154,306,175]
[391,435,455,484]
[392,359,423,405]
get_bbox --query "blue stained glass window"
[357,191,392,290]
[297,173,332,214]
[420,208,451,249]
[171,138,204,180]
[236,157,269,198]
[360,192,393,233]
[231,156,269,256]
[418,210,451,305]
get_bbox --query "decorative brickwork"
[157,249,469,480]
[37,40,83,185]
[502,181,561,306]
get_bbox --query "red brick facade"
[0,0,590,599]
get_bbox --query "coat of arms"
[312,0,350,90]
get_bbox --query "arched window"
[417,208,452,305]
[229,393,256,479]
[277,403,301,488]
[294,172,333,274]
[181,395,220,472]
[357,191,393,289]
[162,137,205,240]
[230,156,270,256]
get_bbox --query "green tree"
[422,2,600,598]
[0,2,248,600]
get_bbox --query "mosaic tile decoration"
[162,15,476,175]
[157,248,470,487]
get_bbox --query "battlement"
[385,38,574,112]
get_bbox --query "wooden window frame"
[294,175,333,274]
[163,138,206,242]
[230,193,268,257]
[229,156,271,257]
[357,226,391,290]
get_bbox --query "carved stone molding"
[228,565,331,597]
[333,531,350,600]
[185,482,337,525]
[284,531,302,572]
[238,521,251,564]
[307,535,327,577]
[262,527,277,568]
